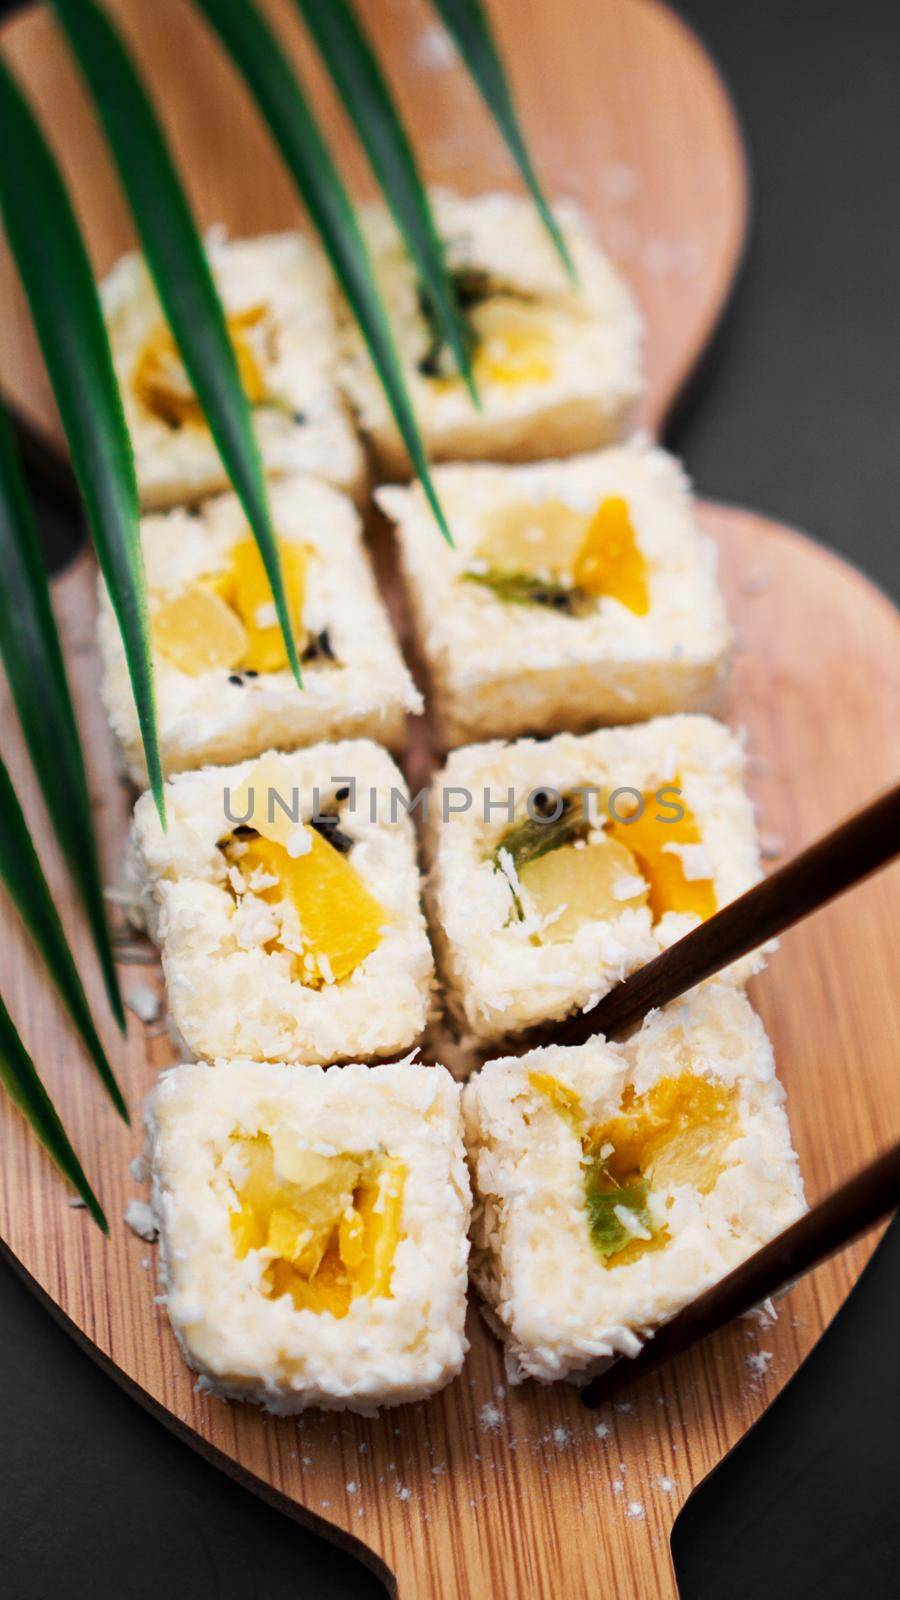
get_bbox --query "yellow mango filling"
[518,836,648,941]
[572,496,649,615]
[530,1069,740,1267]
[608,787,718,921]
[463,494,649,617]
[224,754,386,988]
[133,304,267,428]
[229,1131,406,1318]
[470,299,554,387]
[151,536,308,677]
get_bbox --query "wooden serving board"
[0,3,898,1598]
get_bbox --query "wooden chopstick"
[581,1138,900,1406]
[542,780,900,1047]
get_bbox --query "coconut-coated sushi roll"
[340,191,642,476]
[127,742,435,1065]
[427,716,762,1044]
[146,1058,471,1413]
[377,442,731,748]
[97,476,421,785]
[102,230,365,508]
[463,985,805,1386]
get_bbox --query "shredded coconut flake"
[124,1199,158,1241]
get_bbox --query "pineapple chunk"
[532,1068,740,1269]
[519,836,648,941]
[133,304,267,427]
[221,537,308,673]
[573,496,649,615]
[476,497,588,578]
[471,298,553,387]
[229,1132,406,1318]
[151,585,247,676]
[608,788,717,921]
[236,830,385,987]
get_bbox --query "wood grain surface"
[0,3,898,1598]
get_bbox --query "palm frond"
[0,991,107,1231]
[193,0,453,544]
[53,0,301,684]
[0,406,126,1034]
[0,56,165,822]
[429,0,575,278]
[294,0,477,403]
[0,754,128,1121]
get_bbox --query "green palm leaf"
[0,56,164,822]
[0,755,128,1122]
[0,991,107,1231]
[0,406,126,1035]
[294,0,477,403]
[430,0,575,279]
[193,0,453,545]
[51,0,301,686]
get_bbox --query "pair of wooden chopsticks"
[567,779,900,1404]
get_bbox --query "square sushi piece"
[378,443,731,746]
[102,230,365,508]
[97,475,421,784]
[146,1058,471,1412]
[127,742,435,1065]
[427,715,762,1043]
[463,984,805,1384]
[340,191,642,477]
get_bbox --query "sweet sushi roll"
[340,191,642,476]
[102,230,365,508]
[426,715,762,1045]
[463,984,805,1385]
[146,1058,471,1412]
[97,475,421,785]
[127,741,435,1065]
[378,443,731,746]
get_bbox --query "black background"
[1,1,898,1597]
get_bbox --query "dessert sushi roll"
[340,191,642,476]
[127,741,435,1065]
[463,984,805,1386]
[426,715,762,1044]
[146,1058,471,1412]
[102,229,365,508]
[378,442,731,746]
[97,475,421,785]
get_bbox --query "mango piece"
[226,536,308,673]
[573,496,649,615]
[528,1070,583,1127]
[152,585,248,675]
[471,298,553,387]
[476,497,589,578]
[587,1074,739,1198]
[133,304,267,427]
[228,1133,406,1318]
[237,830,385,987]
[519,836,648,941]
[607,787,717,922]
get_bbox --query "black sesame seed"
[292,410,308,426]
[310,812,353,854]
[245,669,259,679]
[228,673,243,686]
[532,790,556,817]
[335,786,350,802]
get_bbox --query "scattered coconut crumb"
[414,24,456,69]
[125,985,160,1024]
[614,1400,633,1414]
[479,1402,503,1432]
[612,1480,624,1494]
[396,1485,411,1502]
[745,1350,774,1378]
[759,831,786,860]
[124,1199,158,1241]
[345,1480,359,1495]
[626,1501,645,1519]
[594,1422,610,1440]
[140,1257,151,1271]
[68,1197,86,1209]
[552,1426,572,1448]
[129,1154,149,1183]
[657,1477,675,1494]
